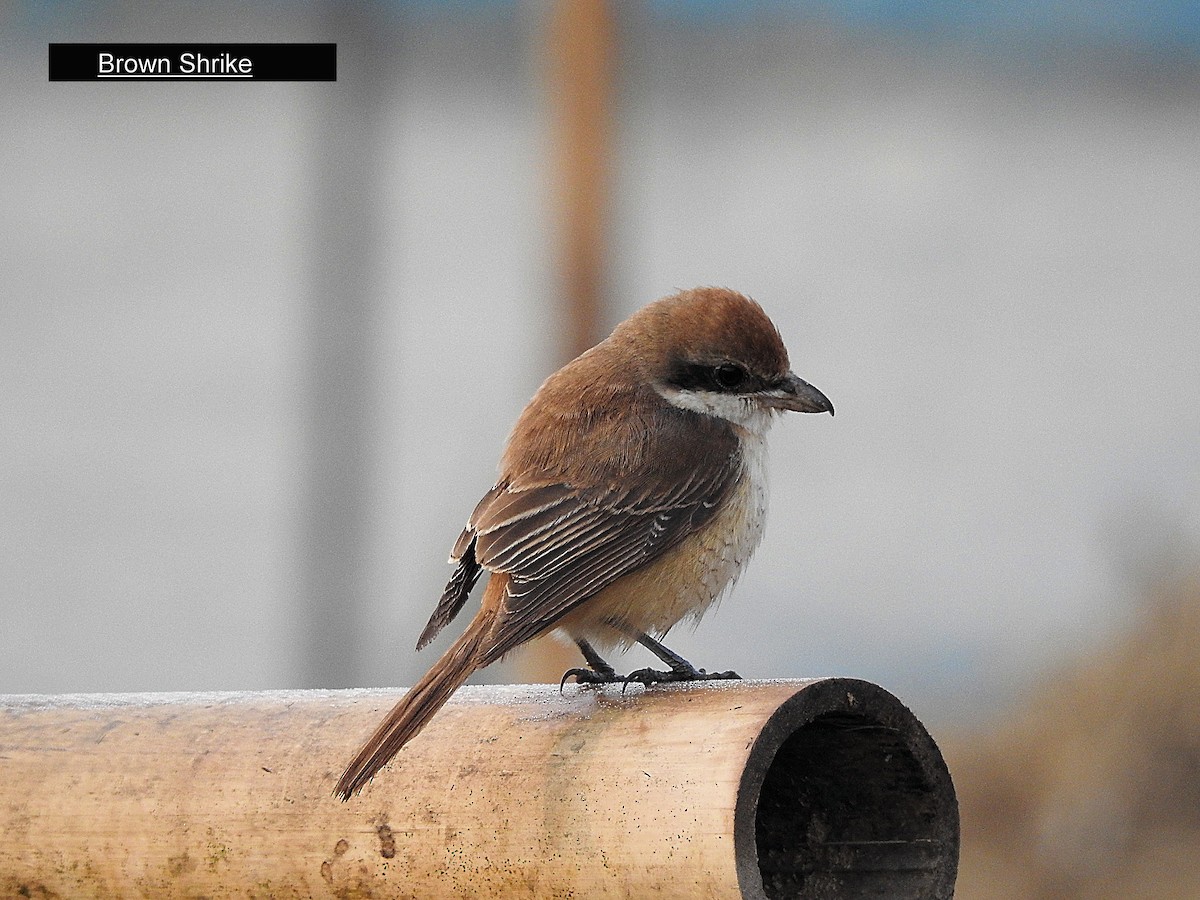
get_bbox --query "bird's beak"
[763,373,834,415]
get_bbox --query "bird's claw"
[701,669,741,680]
[560,667,621,692]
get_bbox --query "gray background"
[3,2,1199,730]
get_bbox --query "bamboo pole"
[0,679,957,898]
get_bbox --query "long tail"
[335,609,493,800]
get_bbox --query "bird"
[335,287,832,800]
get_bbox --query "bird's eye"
[712,363,747,391]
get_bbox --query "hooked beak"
[763,373,834,416]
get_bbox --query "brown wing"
[415,486,506,650]
[413,482,579,650]
[469,448,741,666]
[418,380,743,660]
[415,537,483,650]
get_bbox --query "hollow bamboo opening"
[736,679,959,900]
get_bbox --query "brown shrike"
[335,287,832,799]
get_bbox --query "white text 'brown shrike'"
[335,287,833,799]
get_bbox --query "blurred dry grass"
[947,575,1200,899]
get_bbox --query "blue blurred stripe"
[647,0,1200,50]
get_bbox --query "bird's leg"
[560,631,740,691]
[560,638,622,689]
[624,632,740,689]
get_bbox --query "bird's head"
[610,287,833,433]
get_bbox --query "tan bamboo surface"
[0,678,957,898]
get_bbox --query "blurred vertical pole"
[298,4,393,688]
[516,0,617,682]
[547,0,615,363]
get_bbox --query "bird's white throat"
[654,385,778,437]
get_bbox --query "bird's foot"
[561,645,740,693]
[621,665,740,693]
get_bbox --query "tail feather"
[335,612,491,800]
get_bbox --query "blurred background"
[4,1,1200,895]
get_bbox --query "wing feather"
[470,451,740,665]
[423,398,743,665]
[416,538,482,650]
